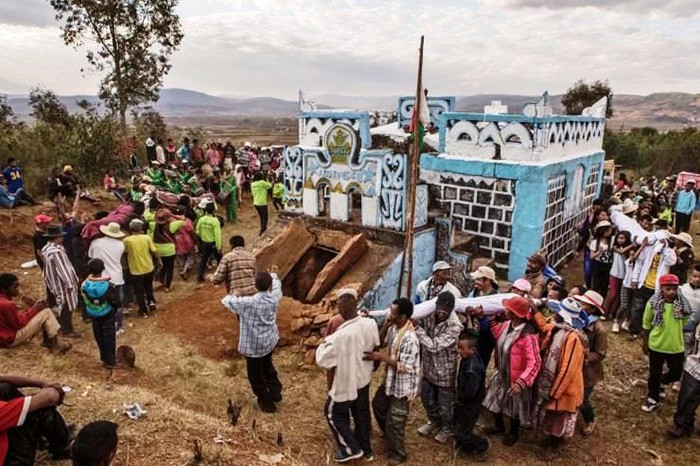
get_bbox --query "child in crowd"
[573,291,608,435]
[71,420,119,466]
[589,220,614,298]
[607,230,633,332]
[272,176,285,211]
[453,329,490,461]
[81,259,120,369]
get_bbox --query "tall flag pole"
[399,35,426,298]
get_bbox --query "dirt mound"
[157,283,318,360]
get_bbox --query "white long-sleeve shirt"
[315,316,379,402]
[631,241,677,291]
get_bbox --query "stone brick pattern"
[430,174,515,273]
[542,164,600,268]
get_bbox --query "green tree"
[28,88,73,126]
[132,107,167,144]
[49,0,184,127]
[0,95,16,130]
[561,79,614,118]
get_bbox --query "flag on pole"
[409,90,430,151]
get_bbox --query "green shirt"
[642,302,688,354]
[272,182,284,199]
[196,214,221,250]
[251,180,272,206]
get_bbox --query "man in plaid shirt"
[213,235,257,296]
[414,291,463,443]
[365,298,420,466]
[221,266,283,413]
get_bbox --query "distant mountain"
[4,88,699,129]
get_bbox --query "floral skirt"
[482,370,534,427]
[540,410,577,438]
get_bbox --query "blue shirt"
[221,274,282,357]
[2,166,23,194]
[675,190,696,215]
[0,185,16,207]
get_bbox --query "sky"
[0,0,699,99]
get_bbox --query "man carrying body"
[415,261,462,303]
[213,235,256,296]
[414,291,463,444]
[524,253,548,298]
[365,298,421,466]
[316,290,380,463]
[221,267,283,413]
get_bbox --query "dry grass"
[1,193,700,465]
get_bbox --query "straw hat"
[673,232,693,248]
[98,222,126,239]
[573,290,605,315]
[621,199,638,214]
[471,266,497,283]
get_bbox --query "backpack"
[81,280,119,318]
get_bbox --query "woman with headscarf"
[531,298,589,459]
[481,296,541,447]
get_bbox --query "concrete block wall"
[542,164,601,268]
[429,174,515,273]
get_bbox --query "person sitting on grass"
[0,174,32,209]
[453,329,490,461]
[0,273,71,354]
[0,375,74,464]
[72,420,119,466]
[221,266,283,413]
[81,259,121,369]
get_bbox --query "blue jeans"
[580,386,595,423]
[420,378,453,431]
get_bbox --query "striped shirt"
[213,248,257,296]
[42,242,79,312]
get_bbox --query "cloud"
[507,0,700,17]
[1,0,699,98]
[0,0,57,27]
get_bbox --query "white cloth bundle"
[367,293,517,320]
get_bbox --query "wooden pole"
[398,36,424,298]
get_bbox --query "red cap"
[503,296,531,320]
[34,214,53,224]
[659,274,680,287]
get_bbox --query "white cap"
[432,261,451,273]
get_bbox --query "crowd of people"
[0,155,698,464]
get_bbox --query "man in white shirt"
[88,222,126,331]
[316,289,379,463]
[415,261,462,304]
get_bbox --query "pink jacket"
[172,219,196,255]
[491,321,541,389]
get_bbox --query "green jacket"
[196,214,221,250]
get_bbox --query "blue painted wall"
[420,152,605,280]
[362,227,436,310]
[299,111,372,149]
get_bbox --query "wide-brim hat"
[503,296,531,320]
[43,225,66,238]
[594,220,612,231]
[546,298,588,329]
[155,209,171,224]
[621,199,638,214]
[99,222,126,239]
[673,232,693,248]
[573,290,605,315]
